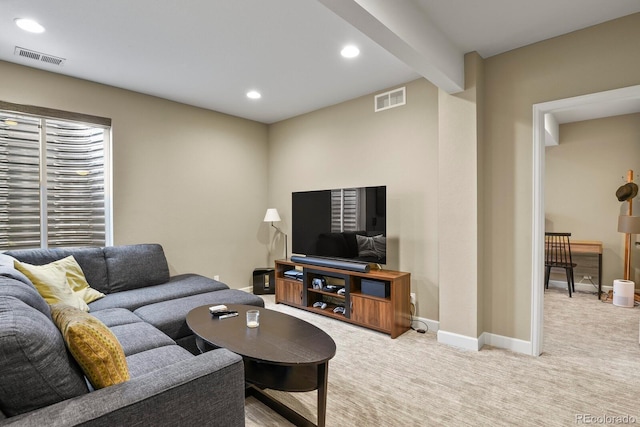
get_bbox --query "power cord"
[410,302,429,334]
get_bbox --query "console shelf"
[274,259,411,338]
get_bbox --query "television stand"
[274,259,411,338]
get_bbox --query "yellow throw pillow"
[50,304,130,389]
[55,256,105,304]
[14,259,90,312]
[14,256,105,308]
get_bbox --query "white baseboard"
[437,330,481,351]
[411,315,439,332]
[437,329,533,355]
[239,286,253,293]
[480,332,532,355]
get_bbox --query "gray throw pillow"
[356,234,386,259]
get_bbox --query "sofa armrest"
[0,349,245,427]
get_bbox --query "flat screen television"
[292,186,386,264]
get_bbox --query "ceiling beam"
[317,0,464,93]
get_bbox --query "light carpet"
[245,289,640,426]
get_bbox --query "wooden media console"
[274,259,411,338]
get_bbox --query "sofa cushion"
[134,289,265,340]
[88,274,228,312]
[125,345,194,378]
[14,259,90,312]
[5,247,109,293]
[50,304,130,390]
[89,307,146,328]
[0,264,33,287]
[104,244,170,293]
[109,322,176,356]
[0,297,88,416]
[0,276,51,318]
[0,254,18,269]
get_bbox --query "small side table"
[253,268,275,294]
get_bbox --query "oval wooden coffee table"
[186,304,336,427]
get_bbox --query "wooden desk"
[571,240,603,299]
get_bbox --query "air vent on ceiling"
[14,46,65,66]
[375,86,406,112]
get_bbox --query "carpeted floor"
[245,289,640,426]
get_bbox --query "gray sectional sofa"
[0,243,264,426]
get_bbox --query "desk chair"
[544,232,576,297]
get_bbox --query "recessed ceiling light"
[246,90,261,100]
[15,18,45,34]
[341,45,360,58]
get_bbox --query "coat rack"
[618,170,637,280]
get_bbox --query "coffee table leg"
[317,362,328,427]
[246,362,329,427]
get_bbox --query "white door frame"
[531,84,640,356]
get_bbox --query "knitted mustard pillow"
[50,304,130,389]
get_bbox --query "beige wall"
[438,52,484,337]
[546,113,640,288]
[267,78,440,320]
[483,13,640,340]
[0,60,270,288]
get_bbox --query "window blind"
[0,110,109,249]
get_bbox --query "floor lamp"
[264,208,287,259]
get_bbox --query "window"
[0,103,111,249]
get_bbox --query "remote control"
[210,310,237,317]
[209,305,228,313]
[217,312,238,319]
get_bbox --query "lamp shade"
[617,215,640,234]
[263,208,281,222]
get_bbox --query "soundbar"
[290,255,371,273]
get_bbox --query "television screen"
[292,186,386,264]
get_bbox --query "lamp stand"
[271,222,288,259]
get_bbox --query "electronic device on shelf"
[283,270,303,281]
[313,301,327,309]
[312,277,326,289]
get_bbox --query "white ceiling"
[1,0,639,124]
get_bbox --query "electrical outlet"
[410,293,416,306]
[583,275,591,280]
[214,275,220,281]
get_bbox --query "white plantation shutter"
[0,115,41,248]
[0,106,111,250]
[46,119,106,247]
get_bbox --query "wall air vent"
[14,46,65,66]
[374,86,406,112]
